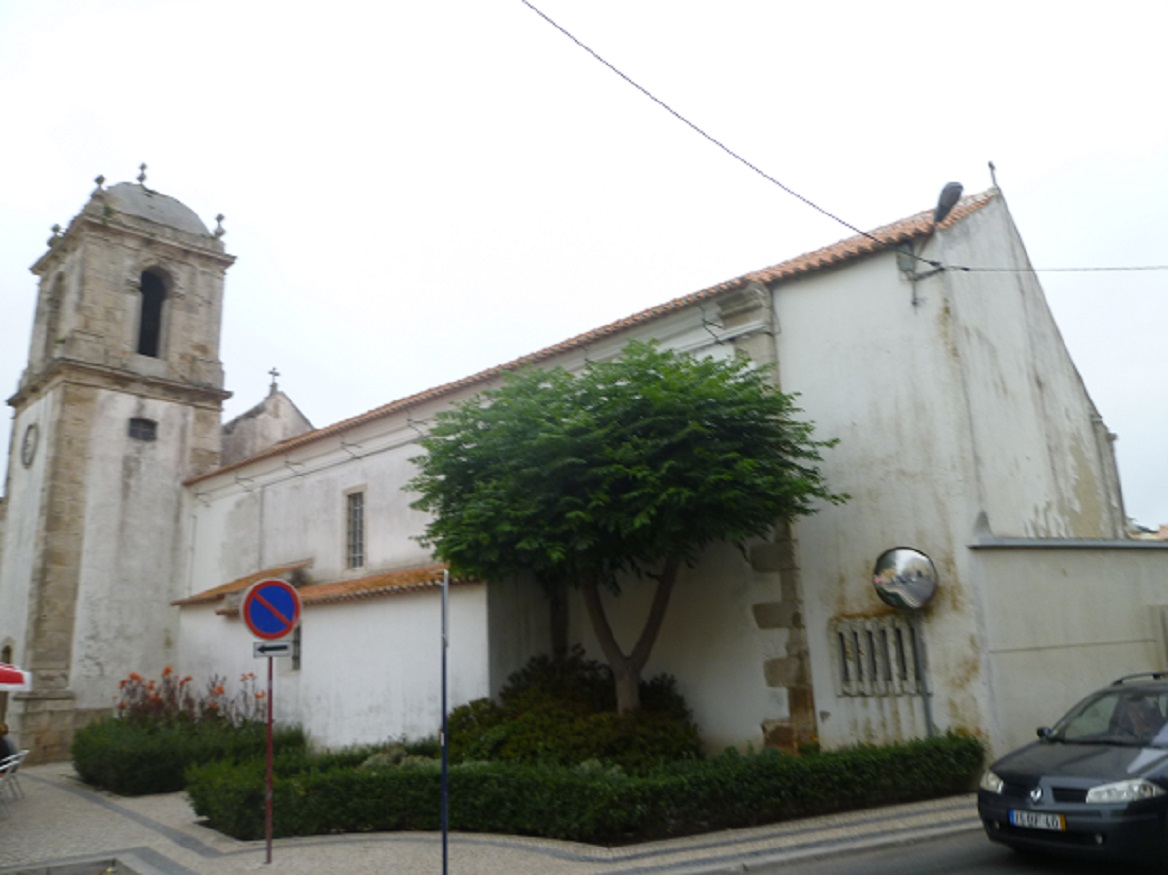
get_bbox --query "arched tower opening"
[137,268,168,357]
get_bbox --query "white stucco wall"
[181,399,454,597]
[69,389,201,710]
[568,541,786,753]
[0,396,53,666]
[177,583,490,748]
[974,543,1168,756]
[772,197,1124,750]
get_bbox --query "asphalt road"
[758,828,1156,874]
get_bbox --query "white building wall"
[177,584,490,748]
[568,540,785,753]
[774,245,985,747]
[785,197,1127,750]
[974,545,1168,756]
[0,396,53,665]
[69,389,200,710]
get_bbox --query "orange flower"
[208,702,218,710]
[117,702,127,709]
[129,672,142,681]
[255,692,265,699]
[162,665,173,677]
[181,676,192,684]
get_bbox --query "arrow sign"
[254,641,292,658]
[242,579,301,641]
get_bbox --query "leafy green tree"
[408,340,844,713]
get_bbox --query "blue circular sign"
[243,579,301,640]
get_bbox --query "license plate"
[1010,809,1066,831]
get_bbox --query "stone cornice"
[32,211,235,276]
[8,358,231,410]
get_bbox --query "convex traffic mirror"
[872,547,938,610]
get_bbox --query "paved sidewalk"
[0,762,981,874]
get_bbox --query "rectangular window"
[346,491,365,569]
[128,418,157,441]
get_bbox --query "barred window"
[346,491,365,569]
[830,615,921,697]
[128,418,157,441]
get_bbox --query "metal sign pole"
[441,568,449,875]
[265,655,274,864]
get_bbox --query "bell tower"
[0,170,234,761]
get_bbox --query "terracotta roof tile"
[172,560,311,607]
[176,562,478,615]
[298,563,476,606]
[188,190,996,484]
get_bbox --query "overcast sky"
[1,1,1165,526]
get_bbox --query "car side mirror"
[1036,726,1053,740]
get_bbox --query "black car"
[978,673,1168,864]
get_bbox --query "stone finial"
[214,214,226,238]
[46,224,62,247]
[137,162,148,185]
[93,174,105,193]
[269,367,280,394]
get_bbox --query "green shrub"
[72,718,306,795]
[186,732,985,843]
[447,647,700,773]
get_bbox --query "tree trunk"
[549,586,569,659]
[581,556,681,714]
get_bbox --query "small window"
[346,491,365,569]
[128,418,157,441]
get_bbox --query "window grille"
[830,615,921,697]
[346,491,365,569]
[128,418,157,441]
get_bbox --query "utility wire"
[522,1,1168,277]
[519,1,924,261]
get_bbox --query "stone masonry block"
[763,656,806,688]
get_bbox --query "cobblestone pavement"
[0,763,980,874]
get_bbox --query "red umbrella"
[0,664,31,692]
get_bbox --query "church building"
[3,175,1167,764]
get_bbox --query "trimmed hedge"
[72,719,307,796]
[447,647,702,773]
[186,733,984,843]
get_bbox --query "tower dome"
[101,181,210,236]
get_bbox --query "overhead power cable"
[519,1,904,255]
[521,2,1168,277]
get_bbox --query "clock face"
[20,423,39,468]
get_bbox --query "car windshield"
[1051,687,1168,747]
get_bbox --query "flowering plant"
[113,667,267,727]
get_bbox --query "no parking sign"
[242,579,301,640]
[241,577,301,865]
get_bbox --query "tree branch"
[582,579,628,669]
[629,555,680,672]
